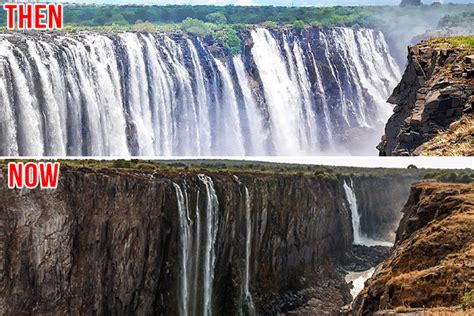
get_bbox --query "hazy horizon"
[153,157,472,169]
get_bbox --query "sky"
[68,0,474,5]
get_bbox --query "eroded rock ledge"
[352,181,474,315]
[378,39,474,156]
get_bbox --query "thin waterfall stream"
[343,178,394,247]
[173,176,219,316]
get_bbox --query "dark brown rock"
[378,40,474,156]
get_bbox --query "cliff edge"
[352,181,474,315]
[378,37,473,156]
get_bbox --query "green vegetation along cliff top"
[429,36,474,48]
[2,159,470,180]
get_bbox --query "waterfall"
[174,183,192,316]
[343,178,393,247]
[173,176,219,316]
[213,59,246,155]
[241,184,255,316]
[0,28,400,156]
[250,28,305,155]
[191,188,202,316]
[233,56,268,155]
[198,175,219,316]
[343,178,364,245]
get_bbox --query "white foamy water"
[345,267,375,299]
[0,28,400,156]
[343,178,394,247]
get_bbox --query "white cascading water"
[213,59,246,155]
[198,175,219,316]
[191,189,202,316]
[174,183,192,316]
[250,28,305,155]
[345,267,376,299]
[0,28,400,156]
[173,176,219,316]
[343,178,393,247]
[232,56,268,155]
[242,185,255,315]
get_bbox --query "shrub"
[136,163,157,170]
[293,20,305,29]
[400,0,423,7]
[223,29,242,56]
[112,160,132,169]
[423,170,474,183]
[262,20,278,28]
[214,27,242,56]
[181,18,210,36]
[232,23,247,31]
[206,12,228,24]
[461,290,474,310]
[132,21,159,32]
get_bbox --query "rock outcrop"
[0,165,417,315]
[352,182,474,315]
[378,38,473,156]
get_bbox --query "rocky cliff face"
[351,176,414,242]
[378,39,473,156]
[352,182,474,315]
[0,166,417,315]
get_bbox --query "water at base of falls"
[345,268,376,299]
[343,179,394,247]
[0,27,400,156]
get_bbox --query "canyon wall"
[353,182,474,315]
[0,166,418,315]
[378,40,473,156]
[0,27,400,156]
[352,175,415,242]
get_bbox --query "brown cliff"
[378,37,474,156]
[0,164,417,315]
[352,182,474,315]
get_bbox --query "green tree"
[293,20,305,29]
[206,12,228,24]
[181,17,209,36]
[223,29,241,55]
[262,20,278,28]
[400,0,423,7]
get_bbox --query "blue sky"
[70,0,474,5]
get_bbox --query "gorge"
[353,181,474,315]
[0,27,401,156]
[0,163,419,315]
